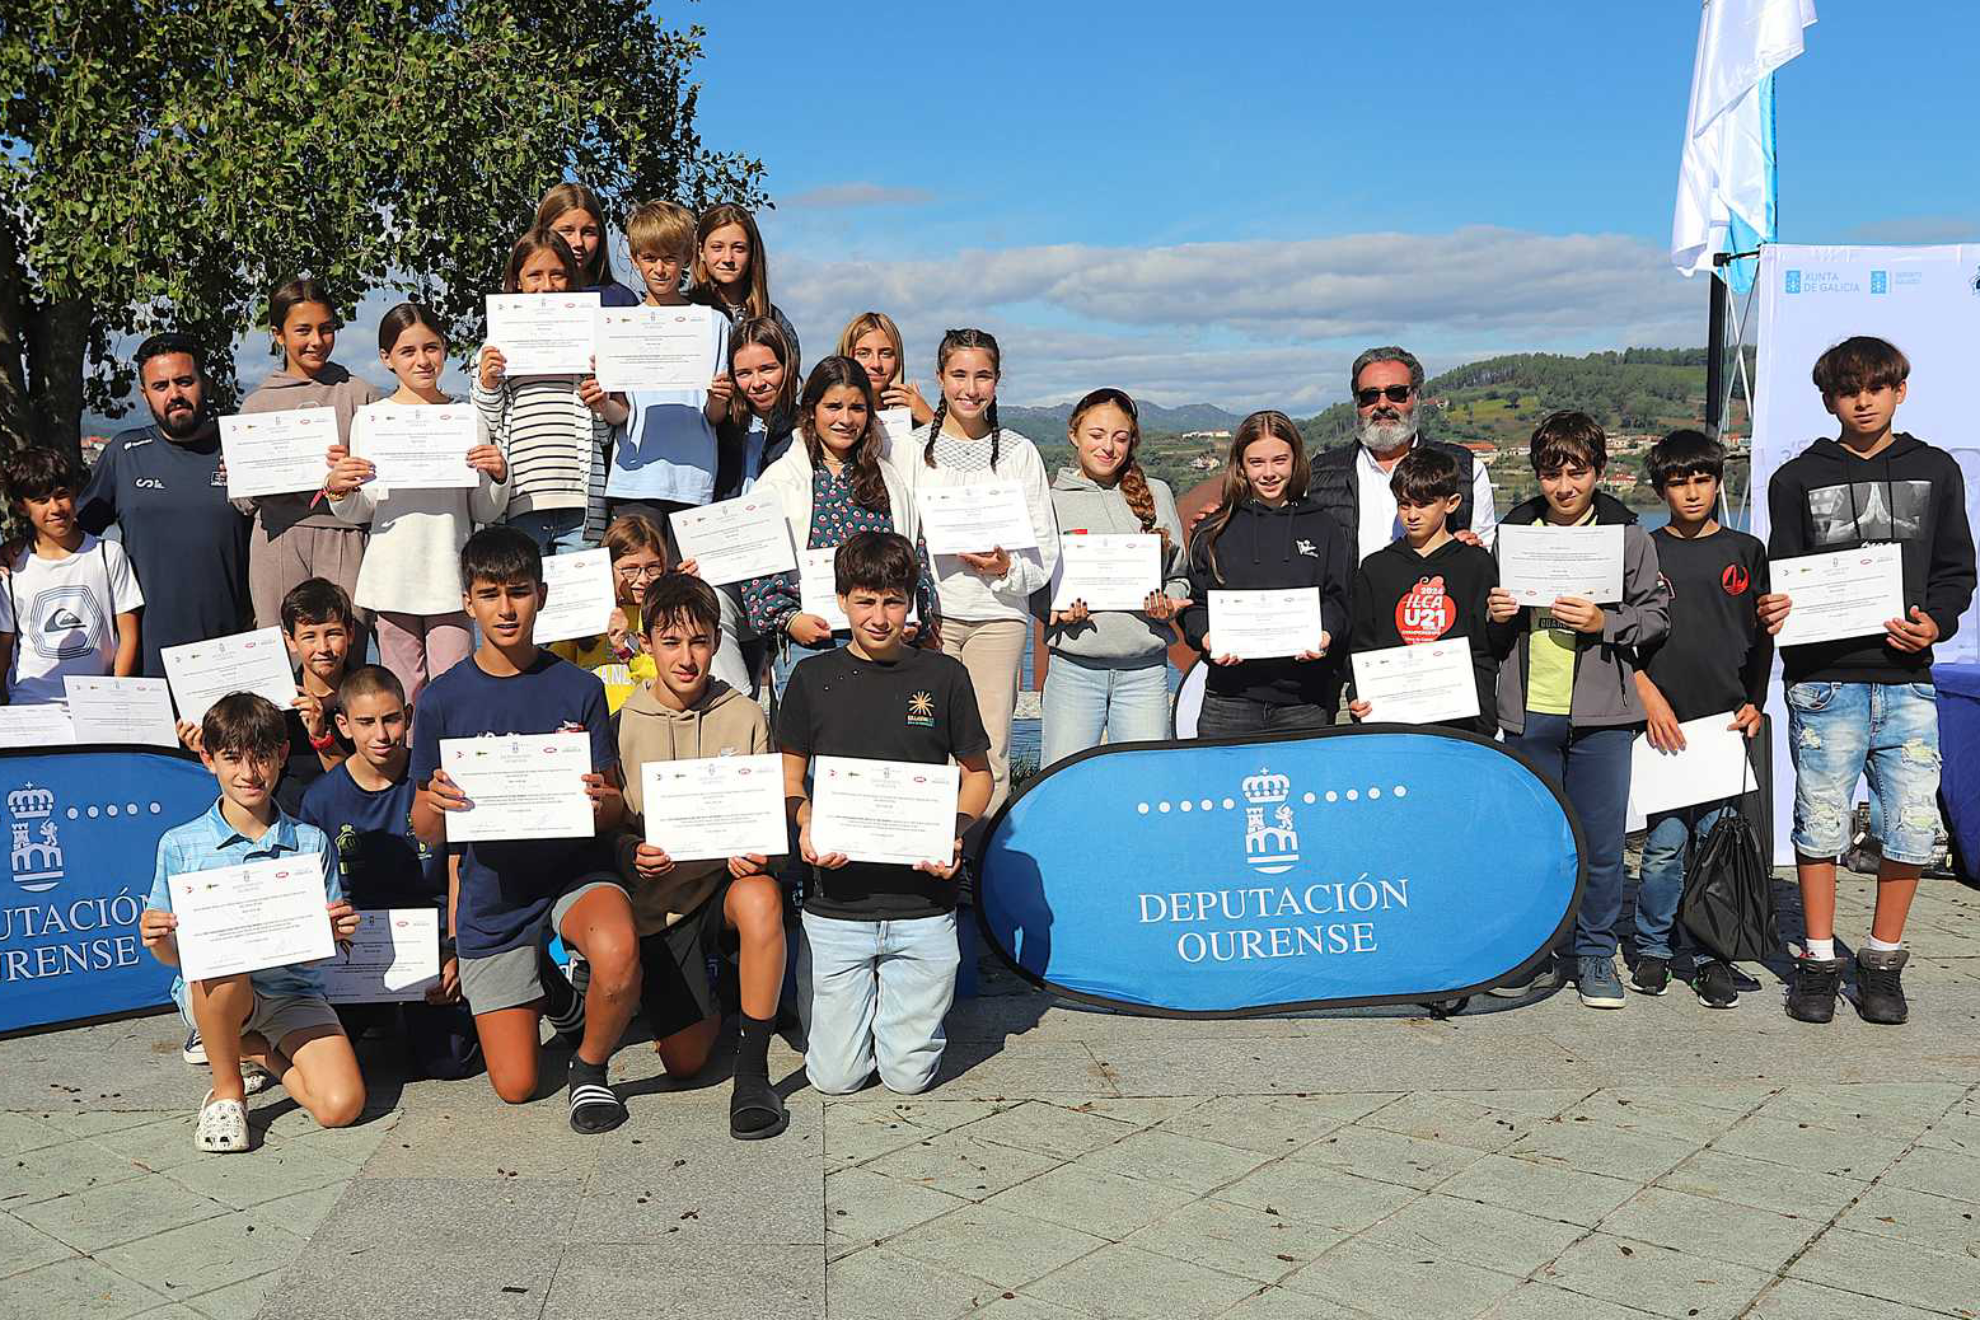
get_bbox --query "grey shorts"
[176,989,342,1051]
[458,877,623,1016]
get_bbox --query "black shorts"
[638,880,732,1041]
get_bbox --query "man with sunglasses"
[1310,346,1498,562]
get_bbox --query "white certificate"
[0,703,74,749]
[353,403,478,493]
[915,484,1041,555]
[321,908,441,1004]
[1351,639,1479,726]
[1207,588,1324,661]
[1629,713,1755,816]
[1050,534,1161,612]
[171,853,335,983]
[798,548,918,632]
[671,496,797,586]
[534,549,617,645]
[593,305,718,392]
[219,408,339,500]
[63,676,177,748]
[441,732,594,843]
[810,756,960,869]
[1773,544,1906,648]
[161,627,298,725]
[642,753,787,862]
[874,408,915,464]
[1496,524,1626,605]
[486,292,600,377]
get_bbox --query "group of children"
[0,179,1966,1159]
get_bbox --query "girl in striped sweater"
[472,227,628,554]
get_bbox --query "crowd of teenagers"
[1,183,1969,1157]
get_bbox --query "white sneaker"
[195,1090,249,1154]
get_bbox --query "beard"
[1356,410,1417,456]
[153,399,208,441]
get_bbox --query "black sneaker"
[1694,960,1740,1009]
[1630,956,1671,997]
[1728,966,1763,993]
[1855,947,1910,1025]
[182,1027,207,1066]
[1786,953,1843,1023]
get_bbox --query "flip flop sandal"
[730,1073,789,1141]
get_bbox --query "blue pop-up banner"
[976,727,1584,1016]
[0,748,216,1034]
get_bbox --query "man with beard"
[79,333,252,677]
[1309,346,1498,562]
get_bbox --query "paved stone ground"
[3,868,1978,1320]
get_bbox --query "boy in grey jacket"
[1487,412,1669,1008]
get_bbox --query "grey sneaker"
[1576,956,1626,1009]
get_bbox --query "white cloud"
[771,225,1702,410]
[782,183,936,210]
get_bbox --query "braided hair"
[1069,387,1169,558]
[799,357,891,514]
[922,328,1003,471]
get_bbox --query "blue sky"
[678,0,1979,411]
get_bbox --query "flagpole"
[1706,259,1730,438]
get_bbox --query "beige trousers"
[939,617,1027,827]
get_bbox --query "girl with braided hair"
[1034,388,1191,765]
[905,329,1059,824]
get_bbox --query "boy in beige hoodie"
[616,572,791,1138]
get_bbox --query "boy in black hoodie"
[1346,447,1509,734]
[1180,411,1351,735]
[1758,336,1975,1026]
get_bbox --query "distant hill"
[1000,400,1245,441]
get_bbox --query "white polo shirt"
[1351,438,1499,562]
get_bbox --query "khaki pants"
[939,617,1027,827]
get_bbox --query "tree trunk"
[27,298,90,466]
[0,222,31,458]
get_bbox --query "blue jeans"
[1196,693,1333,739]
[1634,803,1730,961]
[797,911,960,1095]
[1040,657,1171,766]
[1787,681,1942,865]
[1504,714,1634,958]
[505,508,591,555]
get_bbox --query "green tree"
[0,0,766,458]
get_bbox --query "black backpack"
[1680,808,1778,963]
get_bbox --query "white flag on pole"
[1671,0,1817,281]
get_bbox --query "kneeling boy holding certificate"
[614,573,791,1139]
[140,693,365,1154]
[778,532,993,1096]
[410,526,641,1134]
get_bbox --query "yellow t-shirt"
[1523,508,1595,717]
[550,603,655,713]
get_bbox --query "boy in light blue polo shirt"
[142,692,364,1153]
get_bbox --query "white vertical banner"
[1752,243,1980,860]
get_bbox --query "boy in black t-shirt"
[1631,431,1772,1008]
[410,527,641,1134]
[778,532,993,1096]
[1347,447,1512,735]
[300,665,479,1079]
[276,578,357,816]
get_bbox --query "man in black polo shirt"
[77,334,252,677]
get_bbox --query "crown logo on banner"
[1240,768,1298,875]
[8,782,64,893]
[8,786,55,820]
[1242,770,1290,806]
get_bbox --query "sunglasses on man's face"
[1356,385,1414,407]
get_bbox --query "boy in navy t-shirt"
[409,526,641,1133]
[1629,431,1772,1009]
[301,665,478,1079]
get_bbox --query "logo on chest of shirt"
[1721,564,1751,596]
[907,691,936,727]
[134,478,165,490]
[1295,539,1318,558]
[1395,576,1456,644]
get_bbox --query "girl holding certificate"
[691,204,801,369]
[327,304,509,705]
[909,328,1059,823]
[1178,411,1351,736]
[1036,388,1190,765]
[837,312,936,433]
[535,181,641,308]
[237,277,381,641]
[744,357,937,697]
[474,227,628,555]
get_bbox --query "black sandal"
[730,1072,788,1140]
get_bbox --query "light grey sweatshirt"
[1032,467,1191,668]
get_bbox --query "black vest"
[1308,435,1477,548]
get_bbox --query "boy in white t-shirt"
[0,446,143,704]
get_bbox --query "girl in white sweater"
[327,304,508,704]
[905,328,1059,821]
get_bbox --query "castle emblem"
[9,784,66,893]
[1242,768,1299,875]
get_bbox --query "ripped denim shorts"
[1786,681,1943,865]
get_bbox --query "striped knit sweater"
[470,374,611,534]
